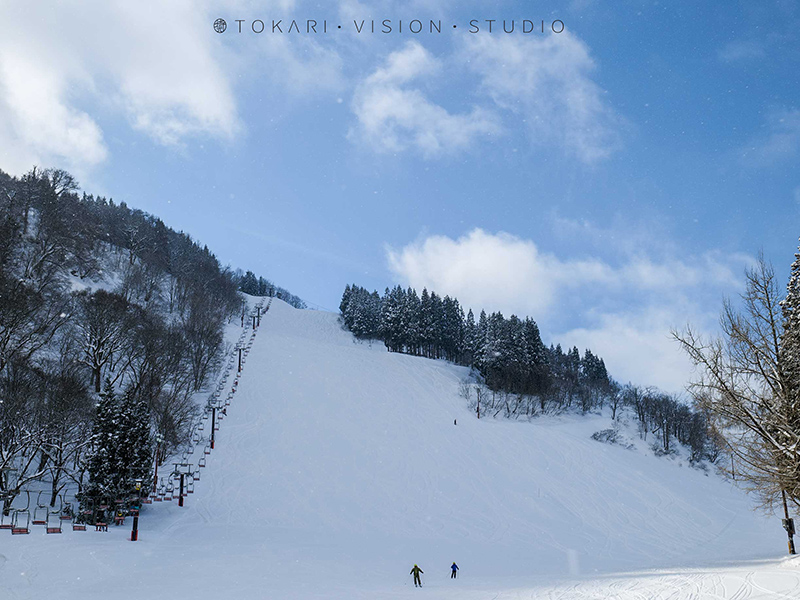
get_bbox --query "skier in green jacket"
[410,564,424,587]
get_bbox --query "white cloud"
[0,53,107,175]
[0,1,242,175]
[558,308,701,394]
[250,36,343,97]
[0,1,346,177]
[387,228,748,392]
[349,42,501,157]
[740,108,800,167]
[463,32,622,164]
[387,229,614,315]
[718,40,767,63]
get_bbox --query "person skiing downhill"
[450,562,459,579]
[410,564,424,587]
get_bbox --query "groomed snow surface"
[2,299,799,599]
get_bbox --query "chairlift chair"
[32,491,47,525]
[72,515,87,531]
[60,496,74,521]
[11,510,30,534]
[46,509,62,534]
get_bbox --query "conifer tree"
[83,378,117,507]
[83,379,152,514]
[778,240,800,500]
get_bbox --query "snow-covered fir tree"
[83,379,152,513]
[779,239,800,499]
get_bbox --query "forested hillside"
[0,167,299,514]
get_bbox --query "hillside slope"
[0,300,792,599]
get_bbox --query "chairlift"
[204,444,211,455]
[32,491,47,525]
[46,508,62,534]
[72,515,87,531]
[198,456,207,468]
[11,510,30,535]
[60,495,74,520]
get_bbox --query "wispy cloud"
[349,41,500,157]
[717,39,767,63]
[740,107,800,167]
[462,32,623,164]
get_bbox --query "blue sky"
[2,0,799,391]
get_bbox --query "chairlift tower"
[172,463,193,507]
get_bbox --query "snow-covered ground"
[2,299,798,599]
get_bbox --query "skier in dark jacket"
[451,562,459,579]
[410,564,424,587]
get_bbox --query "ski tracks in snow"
[495,566,800,600]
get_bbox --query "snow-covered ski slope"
[2,298,799,599]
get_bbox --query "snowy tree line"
[340,284,718,461]
[233,269,306,309]
[0,167,289,515]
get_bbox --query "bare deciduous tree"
[673,256,800,508]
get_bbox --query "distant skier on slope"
[450,562,459,579]
[410,564,424,587]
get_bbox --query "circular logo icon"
[214,18,227,34]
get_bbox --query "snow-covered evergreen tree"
[778,240,800,499]
[83,379,152,515]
